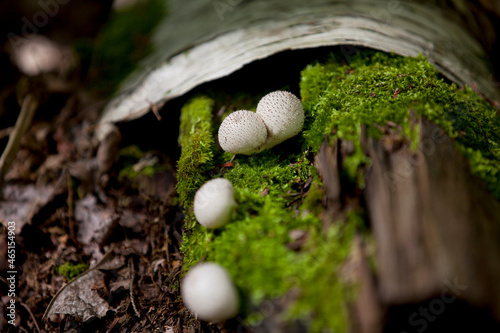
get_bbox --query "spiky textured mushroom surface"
[193,178,236,229]
[218,110,267,155]
[181,262,240,322]
[256,91,304,150]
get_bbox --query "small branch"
[0,93,39,183]
[0,126,14,140]
[67,172,76,242]
[20,301,41,333]
[128,258,141,318]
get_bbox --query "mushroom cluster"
[218,91,304,155]
[182,91,304,322]
[183,179,239,322]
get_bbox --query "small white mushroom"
[182,262,240,322]
[10,35,73,76]
[256,91,304,150]
[218,110,267,155]
[193,178,236,229]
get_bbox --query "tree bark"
[97,0,500,141]
[364,114,500,327]
[313,113,500,332]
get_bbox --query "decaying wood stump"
[312,111,500,332]
[364,116,500,331]
[364,114,500,309]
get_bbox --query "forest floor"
[2,2,500,332]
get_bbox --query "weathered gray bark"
[313,116,500,332]
[96,0,499,141]
[363,115,500,327]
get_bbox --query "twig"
[106,316,120,333]
[148,99,163,121]
[129,258,161,330]
[151,103,162,121]
[128,258,141,318]
[0,93,39,183]
[20,301,41,333]
[0,126,13,140]
[67,172,76,242]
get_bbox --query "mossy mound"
[175,50,499,331]
[301,51,500,195]
[176,95,358,331]
[117,145,165,181]
[57,262,88,281]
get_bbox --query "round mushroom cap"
[181,262,240,322]
[218,110,267,155]
[194,178,236,229]
[256,91,304,150]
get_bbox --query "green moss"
[117,145,165,181]
[176,96,216,220]
[74,0,166,96]
[203,89,264,115]
[176,50,499,332]
[300,51,500,196]
[288,212,361,332]
[177,93,355,331]
[118,164,163,181]
[180,147,324,299]
[119,145,145,159]
[300,178,326,216]
[57,262,88,281]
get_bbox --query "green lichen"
[300,51,500,196]
[57,262,88,281]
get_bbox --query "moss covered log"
[301,51,499,196]
[175,50,500,331]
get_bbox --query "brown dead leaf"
[4,149,35,181]
[119,210,147,234]
[0,183,55,233]
[75,194,119,245]
[43,248,123,322]
[136,171,176,202]
[43,269,110,322]
[40,154,65,170]
[68,158,98,184]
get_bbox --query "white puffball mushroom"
[11,35,73,76]
[193,178,236,229]
[182,262,240,322]
[256,91,304,150]
[218,110,267,155]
